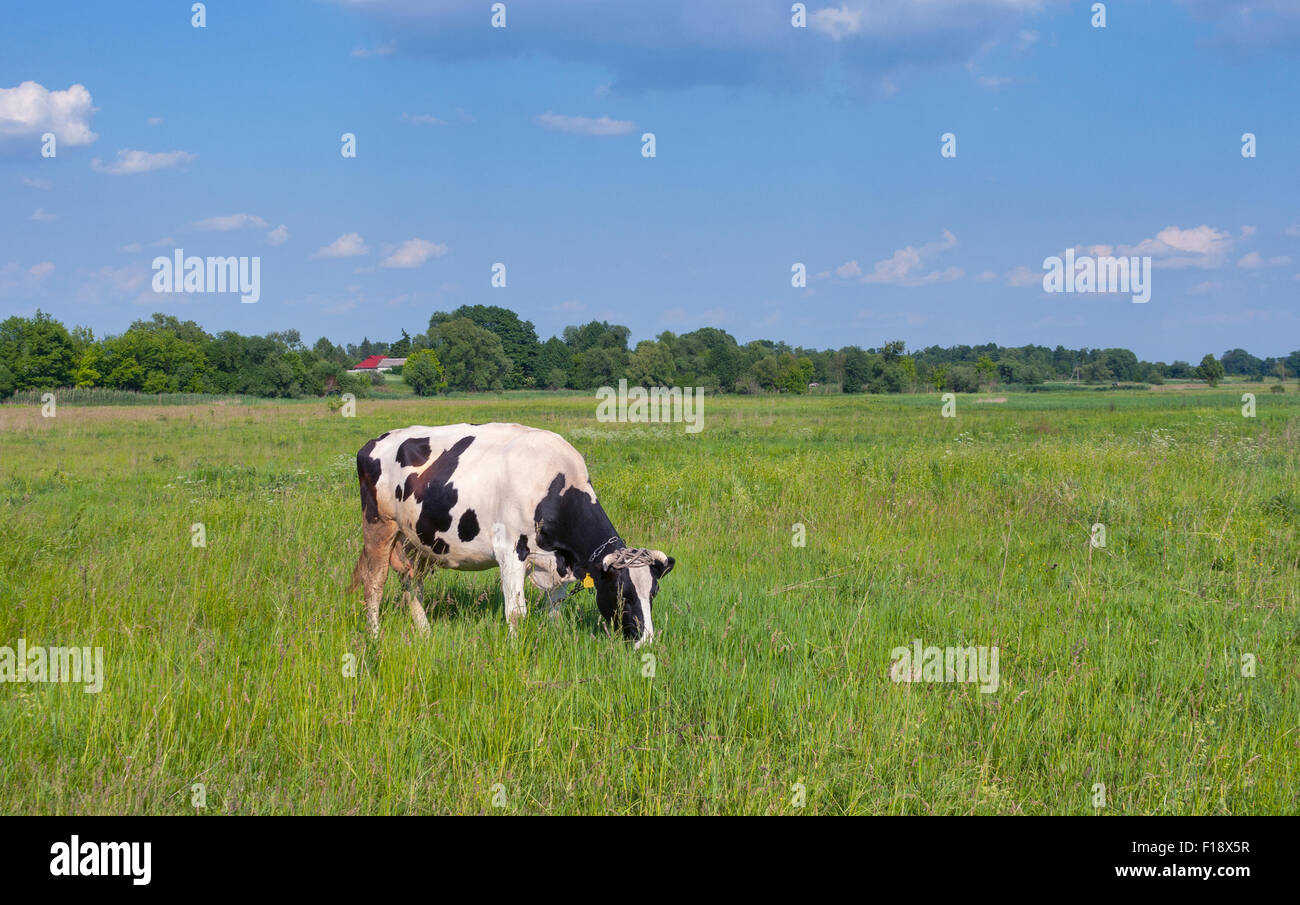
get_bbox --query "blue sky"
[1,0,1297,361]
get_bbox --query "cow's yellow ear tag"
[582,574,595,589]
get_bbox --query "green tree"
[777,353,815,394]
[403,348,447,396]
[428,317,512,391]
[388,329,412,359]
[0,310,78,389]
[627,340,677,386]
[425,305,539,387]
[98,326,211,392]
[1221,348,1262,377]
[929,363,949,392]
[1197,353,1225,387]
[841,347,873,393]
[945,365,980,393]
[544,368,568,389]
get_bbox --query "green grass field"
[1,389,1297,814]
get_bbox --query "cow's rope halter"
[601,547,658,569]
[568,540,654,600]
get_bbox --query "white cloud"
[337,0,1065,96]
[30,207,57,222]
[29,261,54,279]
[0,81,97,145]
[1286,224,1300,237]
[1073,243,1114,257]
[22,176,50,189]
[88,264,147,295]
[1005,265,1039,287]
[975,270,997,282]
[266,224,290,246]
[380,238,448,268]
[535,111,636,136]
[119,242,143,253]
[187,212,269,231]
[978,74,1015,89]
[810,1,1044,44]
[0,261,44,295]
[1120,224,1232,268]
[91,149,196,175]
[352,43,395,57]
[1238,251,1291,269]
[312,233,369,259]
[147,116,163,126]
[811,6,866,40]
[861,229,963,286]
[834,260,862,278]
[1240,225,1257,237]
[401,112,447,125]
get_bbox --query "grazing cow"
[348,422,674,646]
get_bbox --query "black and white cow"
[348,422,674,646]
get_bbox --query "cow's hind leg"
[352,518,399,637]
[491,523,527,632]
[391,543,430,636]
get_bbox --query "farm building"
[348,356,406,373]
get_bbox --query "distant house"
[349,355,407,373]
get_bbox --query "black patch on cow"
[555,547,576,578]
[532,472,623,565]
[402,435,475,552]
[458,509,480,542]
[516,533,529,562]
[396,436,432,468]
[356,438,384,524]
[431,538,450,555]
[395,483,404,501]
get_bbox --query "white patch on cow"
[629,565,654,647]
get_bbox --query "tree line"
[2,305,1297,400]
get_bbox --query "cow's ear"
[649,551,674,578]
[599,553,619,575]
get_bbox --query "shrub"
[404,348,447,396]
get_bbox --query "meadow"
[1,388,1297,814]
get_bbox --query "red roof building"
[353,355,386,370]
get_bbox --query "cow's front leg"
[491,523,527,632]
[390,543,430,636]
[544,584,570,617]
[401,573,430,636]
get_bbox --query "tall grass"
[0,389,1296,814]
[3,387,251,407]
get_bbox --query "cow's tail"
[349,439,382,594]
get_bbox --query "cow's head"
[593,548,674,647]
